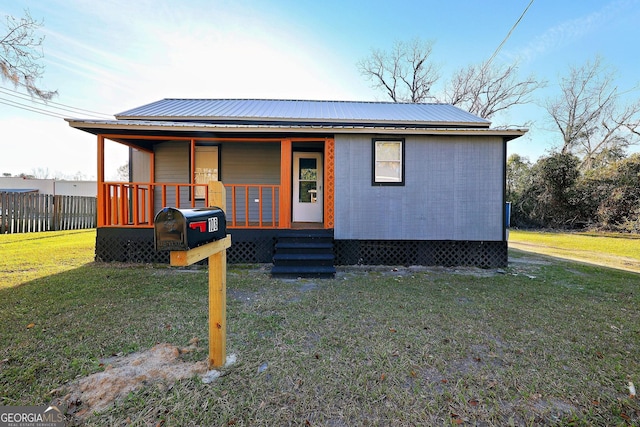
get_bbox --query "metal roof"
[115,99,491,127]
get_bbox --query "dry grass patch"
[509,230,640,273]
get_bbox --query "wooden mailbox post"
[167,182,230,369]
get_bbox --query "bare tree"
[72,170,88,181]
[358,37,542,120]
[545,56,640,169]
[116,162,130,181]
[442,61,544,120]
[623,107,640,139]
[30,167,50,179]
[357,38,440,103]
[0,9,56,99]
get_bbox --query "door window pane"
[299,158,317,180]
[299,181,317,203]
[299,157,318,203]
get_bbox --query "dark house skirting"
[333,240,507,268]
[95,228,507,267]
[95,228,278,264]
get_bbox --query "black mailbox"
[154,207,226,251]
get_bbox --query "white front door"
[292,152,323,223]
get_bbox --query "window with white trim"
[372,138,404,185]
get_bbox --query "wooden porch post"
[97,135,105,227]
[149,151,155,225]
[190,139,196,194]
[280,139,292,228]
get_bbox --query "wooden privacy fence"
[0,192,97,234]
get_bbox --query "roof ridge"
[158,98,449,106]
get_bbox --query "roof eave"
[66,118,527,139]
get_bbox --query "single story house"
[66,99,525,275]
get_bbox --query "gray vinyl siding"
[153,141,190,213]
[131,148,150,182]
[334,134,504,241]
[220,143,280,224]
[220,143,280,184]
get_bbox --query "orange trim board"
[324,138,335,229]
[279,139,292,229]
[100,134,329,143]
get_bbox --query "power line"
[0,92,107,119]
[5,85,112,116]
[0,86,112,119]
[0,97,67,119]
[486,0,535,66]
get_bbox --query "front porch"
[96,135,335,231]
[94,134,336,272]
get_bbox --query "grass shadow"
[0,263,210,407]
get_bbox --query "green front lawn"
[1,231,638,425]
[0,229,95,290]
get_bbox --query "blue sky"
[1,0,639,179]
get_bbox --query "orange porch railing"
[100,182,280,228]
[227,184,280,228]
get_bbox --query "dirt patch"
[228,289,264,304]
[529,397,580,423]
[299,281,319,292]
[508,255,553,266]
[51,342,208,420]
[337,265,506,278]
